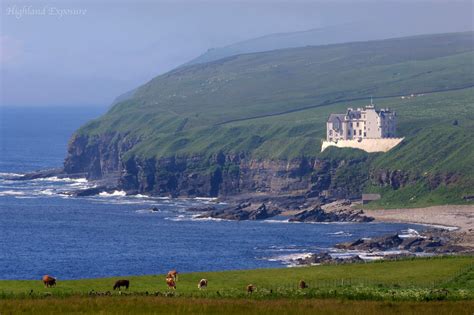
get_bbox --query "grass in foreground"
[1,297,473,315]
[0,257,472,300]
[1,257,473,314]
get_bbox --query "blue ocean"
[0,106,423,280]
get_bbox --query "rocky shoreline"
[295,228,473,266]
[187,198,374,223]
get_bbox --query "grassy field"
[1,257,473,314]
[1,297,473,315]
[1,257,472,297]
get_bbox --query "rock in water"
[197,203,280,221]
[288,206,373,223]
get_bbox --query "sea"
[0,106,425,280]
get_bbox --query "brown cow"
[113,279,130,290]
[299,280,308,289]
[42,275,56,288]
[198,279,208,290]
[166,277,176,290]
[246,284,254,294]
[167,270,178,282]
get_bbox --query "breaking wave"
[327,231,352,237]
[98,190,127,197]
[0,190,26,196]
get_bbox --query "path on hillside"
[215,84,474,126]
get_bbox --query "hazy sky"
[1,0,472,107]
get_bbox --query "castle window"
[364,132,366,137]
[353,130,356,135]
[359,130,362,136]
[356,122,359,127]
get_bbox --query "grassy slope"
[79,32,474,141]
[74,32,474,206]
[77,33,474,160]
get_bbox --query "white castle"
[322,103,403,153]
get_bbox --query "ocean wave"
[194,197,218,201]
[327,231,352,237]
[262,219,291,224]
[135,208,160,214]
[330,249,418,261]
[398,228,423,239]
[30,176,87,183]
[165,214,192,221]
[0,172,23,178]
[0,190,26,196]
[165,214,228,222]
[98,190,127,197]
[133,194,150,198]
[262,252,313,267]
[89,199,154,205]
[38,189,55,196]
[415,223,459,231]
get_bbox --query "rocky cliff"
[64,133,371,198]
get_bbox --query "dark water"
[0,106,424,280]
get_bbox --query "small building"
[326,104,397,142]
[362,193,381,205]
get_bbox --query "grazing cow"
[42,275,56,288]
[198,279,208,290]
[246,284,254,294]
[113,279,130,290]
[166,277,176,290]
[299,280,308,289]
[167,270,178,281]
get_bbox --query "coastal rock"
[186,206,217,212]
[336,234,403,251]
[288,207,374,223]
[335,230,470,253]
[69,186,110,197]
[296,252,364,265]
[11,168,67,180]
[198,203,280,221]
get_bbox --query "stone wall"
[321,138,404,153]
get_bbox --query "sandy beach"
[364,205,474,248]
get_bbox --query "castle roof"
[327,113,345,123]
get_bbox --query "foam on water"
[263,252,313,267]
[98,190,127,197]
[327,231,352,237]
[38,189,55,196]
[0,172,24,178]
[0,190,26,196]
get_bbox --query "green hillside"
[82,32,473,138]
[73,32,474,205]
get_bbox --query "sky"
[0,0,473,107]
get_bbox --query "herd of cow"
[42,272,309,293]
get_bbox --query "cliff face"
[64,131,469,204]
[64,132,140,180]
[64,134,369,198]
